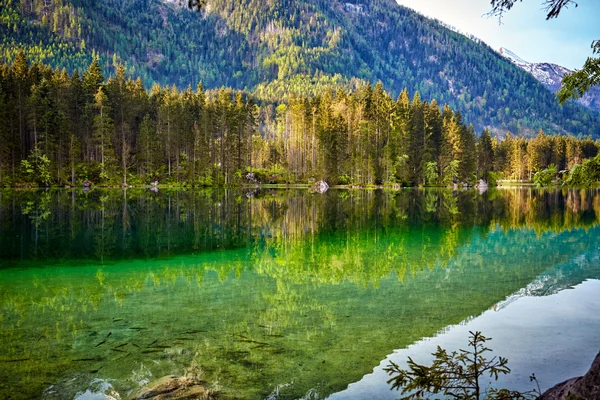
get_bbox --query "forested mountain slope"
[1,0,598,137]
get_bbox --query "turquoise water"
[0,188,599,399]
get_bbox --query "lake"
[0,188,599,399]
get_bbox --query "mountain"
[1,0,599,137]
[499,47,600,112]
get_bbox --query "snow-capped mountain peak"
[498,47,529,68]
[499,47,600,111]
[498,47,571,89]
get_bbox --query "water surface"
[0,188,599,399]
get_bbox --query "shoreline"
[0,181,553,190]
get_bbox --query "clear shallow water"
[0,188,599,399]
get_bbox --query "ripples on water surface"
[0,188,599,399]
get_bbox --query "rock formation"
[540,352,600,400]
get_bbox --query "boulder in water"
[129,373,216,400]
[245,172,259,184]
[475,179,489,194]
[312,180,329,193]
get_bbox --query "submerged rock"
[540,352,600,400]
[130,374,216,400]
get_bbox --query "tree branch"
[488,0,578,20]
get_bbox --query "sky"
[396,0,599,70]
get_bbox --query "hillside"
[1,0,599,137]
[499,47,600,112]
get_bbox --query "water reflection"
[1,188,599,267]
[330,277,600,400]
[0,188,599,399]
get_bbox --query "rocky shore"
[540,352,600,400]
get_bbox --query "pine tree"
[459,124,477,184]
[106,64,134,186]
[0,84,9,185]
[477,129,494,180]
[440,106,461,185]
[68,70,84,184]
[83,57,104,102]
[390,89,411,185]
[12,49,30,159]
[216,88,233,184]
[193,83,211,181]
[407,92,426,185]
[372,82,390,184]
[137,113,157,179]
[92,87,114,182]
[51,69,72,183]
[82,58,105,165]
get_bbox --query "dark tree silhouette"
[489,0,577,20]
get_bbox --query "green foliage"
[558,40,600,104]
[533,164,557,187]
[425,161,438,186]
[384,331,539,400]
[478,129,494,179]
[565,164,590,187]
[20,146,51,186]
[583,154,600,182]
[564,155,600,187]
[250,165,295,184]
[338,174,352,185]
[444,160,461,186]
[487,171,499,187]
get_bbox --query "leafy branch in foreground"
[557,40,600,104]
[384,331,540,400]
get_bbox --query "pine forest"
[1,53,599,188]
